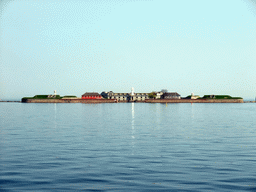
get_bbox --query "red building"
[82,92,103,99]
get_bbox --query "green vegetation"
[148,92,157,99]
[22,95,63,100]
[202,95,243,99]
[33,95,50,99]
[33,95,62,99]
[63,95,77,98]
[229,97,243,99]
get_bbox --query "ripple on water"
[1,103,256,191]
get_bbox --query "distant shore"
[20,98,244,103]
[1,99,251,103]
[0,101,21,102]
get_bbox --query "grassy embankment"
[22,95,77,100]
[201,95,243,99]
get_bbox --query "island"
[21,89,244,103]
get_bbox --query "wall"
[22,99,116,103]
[145,99,244,103]
[22,98,244,103]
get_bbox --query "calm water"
[1,102,256,191]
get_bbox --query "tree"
[148,91,157,99]
[161,89,168,93]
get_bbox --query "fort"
[21,89,244,103]
[21,98,116,103]
[145,99,243,103]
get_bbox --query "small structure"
[185,93,200,99]
[156,92,163,99]
[131,87,135,96]
[47,90,58,98]
[161,92,181,99]
[191,93,196,99]
[82,92,102,99]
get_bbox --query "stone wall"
[22,99,116,103]
[22,98,244,103]
[145,99,244,103]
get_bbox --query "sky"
[0,0,256,100]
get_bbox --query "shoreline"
[20,98,244,103]
[145,99,243,103]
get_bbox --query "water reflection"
[54,103,57,129]
[131,102,134,130]
[191,102,195,119]
[1,103,256,191]
[131,103,135,155]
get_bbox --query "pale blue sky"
[1,0,256,100]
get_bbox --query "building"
[130,93,149,101]
[104,91,130,101]
[82,92,103,99]
[101,88,149,102]
[191,93,200,99]
[161,92,181,99]
[156,92,163,99]
[185,93,200,99]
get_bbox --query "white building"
[101,88,149,102]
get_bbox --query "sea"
[1,102,256,191]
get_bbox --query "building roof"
[163,92,181,96]
[82,92,101,96]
